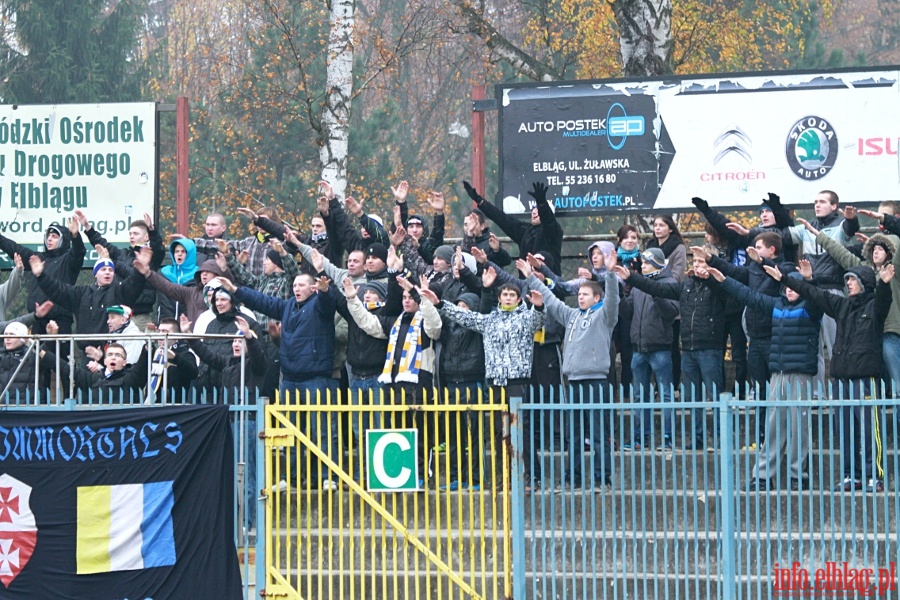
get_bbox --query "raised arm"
[815,231,862,270]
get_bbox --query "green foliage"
[0,0,145,104]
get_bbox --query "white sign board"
[0,102,156,246]
[498,68,900,215]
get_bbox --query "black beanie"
[266,249,284,270]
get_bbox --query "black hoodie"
[0,224,86,329]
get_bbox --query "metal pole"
[176,97,190,237]
[718,392,736,600]
[471,85,486,194]
[509,394,526,600]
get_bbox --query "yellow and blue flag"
[76,481,176,575]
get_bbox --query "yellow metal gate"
[261,388,512,600]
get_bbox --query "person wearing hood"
[0,218,86,354]
[521,251,619,488]
[709,265,823,492]
[463,180,564,274]
[808,211,900,397]
[620,247,680,451]
[30,252,148,354]
[423,268,545,488]
[460,208,511,268]
[0,314,56,402]
[779,261,894,493]
[136,251,235,326]
[617,248,728,451]
[76,210,165,331]
[156,238,200,320]
[392,181,446,264]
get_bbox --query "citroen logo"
[713,127,752,165]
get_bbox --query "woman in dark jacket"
[646,215,686,386]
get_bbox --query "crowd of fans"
[0,181,896,494]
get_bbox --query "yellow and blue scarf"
[378,312,424,384]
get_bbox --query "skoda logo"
[785,116,837,180]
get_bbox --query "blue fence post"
[718,392,736,600]
[509,394,525,600]
[255,396,266,595]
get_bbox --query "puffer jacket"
[627,271,726,352]
[721,277,822,375]
[627,268,680,353]
[438,320,486,385]
[783,265,891,380]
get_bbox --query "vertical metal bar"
[718,393,736,600]
[255,395,266,595]
[471,85,486,194]
[175,96,190,237]
[509,393,525,600]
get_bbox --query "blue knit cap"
[93,258,115,276]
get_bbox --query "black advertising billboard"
[497,67,900,216]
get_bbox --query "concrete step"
[269,487,900,531]
[269,527,898,573]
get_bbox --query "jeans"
[631,350,675,441]
[348,373,384,479]
[567,379,612,484]
[747,337,772,443]
[833,378,884,482]
[282,377,339,485]
[442,382,484,485]
[681,349,724,445]
[882,333,900,396]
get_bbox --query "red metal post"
[471,85,486,196]
[176,97,190,236]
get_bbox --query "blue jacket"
[722,277,822,375]
[234,286,337,381]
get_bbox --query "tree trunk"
[319,0,355,199]
[612,0,673,77]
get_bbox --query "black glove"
[528,181,548,205]
[691,197,709,212]
[764,192,782,208]
[463,181,485,205]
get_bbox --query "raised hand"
[316,196,330,216]
[215,238,230,255]
[318,180,336,200]
[526,252,544,270]
[310,249,325,273]
[143,212,154,230]
[12,253,23,271]
[236,206,258,222]
[214,251,228,272]
[462,181,485,204]
[858,209,885,223]
[34,301,54,318]
[691,197,709,211]
[694,266,710,279]
[527,181,548,204]
[396,276,413,292]
[392,205,403,230]
[796,217,819,236]
[237,250,250,265]
[881,263,895,283]
[386,245,403,271]
[797,259,812,280]
[67,216,80,236]
[315,276,330,292]
[526,289,544,308]
[74,209,90,229]
[391,181,409,203]
[179,313,193,333]
[488,232,500,251]
[418,287,440,305]
[745,245,761,264]
[516,258,532,278]
[390,225,406,248]
[482,266,497,288]
[427,191,445,213]
[344,196,364,217]
[855,232,870,245]
[578,267,593,280]
[341,276,358,299]
[46,320,59,335]
[763,265,782,281]
[269,238,285,255]
[706,266,725,282]
[454,246,464,271]
[840,205,857,220]
[28,255,45,278]
[613,264,632,280]
[725,222,749,236]
[218,277,237,293]
[94,244,110,259]
[470,246,487,264]
[603,249,618,272]
[85,346,104,361]
[689,245,710,261]
[235,315,252,337]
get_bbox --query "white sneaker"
[322,480,338,491]
[271,480,287,493]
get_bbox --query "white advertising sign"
[498,68,900,215]
[0,102,156,247]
